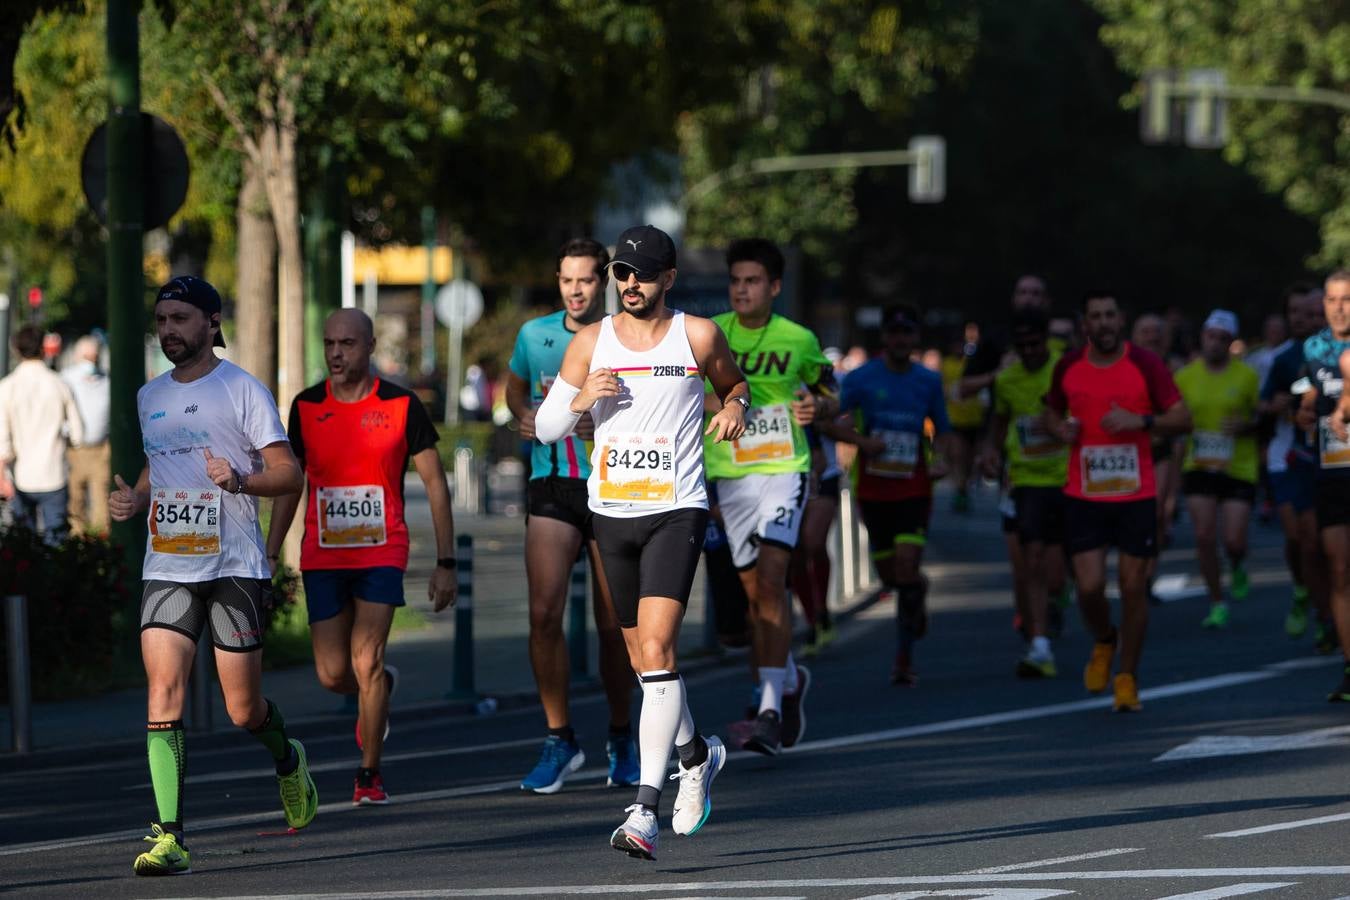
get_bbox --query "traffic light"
[908,135,946,203]
[26,287,42,309]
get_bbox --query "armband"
[534,375,584,444]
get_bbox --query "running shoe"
[520,735,585,794]
[278,739,318,829]
[725,717,755,749]
[1201,602,1230,629]
[606,735,639,787]
[780,664,811,748]
[355,664,400,751]
[1327,666,1350,703]
[670,735,726,836]
[352,773,390,806]
[742,709,782,756]
[1083,635,1115,694]
[1230,565,1250,601]
[133,824,190,876]
[815,622,837,650]
[1112,673,1142,712]
[1316,622,1339,655]
[891,652,918,687]
[610,804,658,860]
[1016,652,1057,679]
[1285,601,1309,639]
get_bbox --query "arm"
[505,372,535,441]
[979,412,1010,480]
[534,325,603,444]
[265,488,303,570]
[690,318,748,443]
[62,383,84,448]
[109,465,151,521]
[413,447,458,612]
[204,441,303,497]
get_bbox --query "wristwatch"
[1141,414,1155,431]
[436,557,457,570]
[727,396,750,412]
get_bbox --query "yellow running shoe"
[1083,637,1115,694]
[133,824,190,876]
[278,738,318,829]
[1113,673,1142,712]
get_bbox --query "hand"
[573,368,621,411]
[1295,405,1317,432]
[203,448,239,493]
[574,412,596,442]
[790,389,817,426]
[857,436,887,458]
[429,564,457,612]
[0,476,12,501]
[267,555,279,579]
[109,473,139,521]
[704,401,746,443]
[1100,403,1142,435]
[1055,417,1081,445]
[516,408,537,441]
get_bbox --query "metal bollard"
[5,595,31,753]
[189,632,213,732]
[839,487,858,599]
[448,534,477,700]
[453,447,474,512]
[568,556,588,678]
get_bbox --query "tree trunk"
[234,156,277,394]
[258,119,305,416]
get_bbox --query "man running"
[983,309,1067,677]
[505,238,638,793]
[792,426,841,655]
[834,303,955,686]
[1130,313,1182,603]
[111,276,317,875]
[704,237,834,755]
[266,309,458,805]
[1045,291,1189,712]
[534,224,747,859]
[1174,310,1260,629]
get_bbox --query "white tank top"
[587,311,708,517]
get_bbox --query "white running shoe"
[670,735,726,836]
[610,804,659,860]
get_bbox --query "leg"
[1071,548,1112,642]
[589,540,634,730]
[1300,508,1331,631]
[1220,496,1252,578]
[66,447,87,532]
[215,646,268,732]
[310,603,358,695]
[36,487,70,545]
[1320,525,1350,661]
[1186,493,1222,606]
[349,599,397,768]
[525,516,585,730]
[1116,553,1153,676]
[1277,500,1304,588]
[138,625,196,873]
[1022,540,1050,639]
[88,442,111,533]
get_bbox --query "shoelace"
[669,759,704,791]
[144,824,173,845]
[622,803,654,825]
[541,738,575,768]
[280,766,306,806]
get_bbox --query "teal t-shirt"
[508,311,592,480]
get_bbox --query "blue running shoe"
[520,736,585,794]
[606,735,639,787]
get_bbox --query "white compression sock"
[758,666,787,714]
[638,671,687,792]
[784,651,799,693]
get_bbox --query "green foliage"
[1093,0,1350,268]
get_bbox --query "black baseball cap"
[156,276,225,347]
[609,225,677,279]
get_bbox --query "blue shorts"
[1270,464,1316,514]
[302,567,405,624]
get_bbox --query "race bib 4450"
[317,485,387,547]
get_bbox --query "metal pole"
[839,486,857,599]
[189,632,212,732]
[448,533,476,700]
[568,556,588,678]
[6,595,31,753]
[420,206,436,378]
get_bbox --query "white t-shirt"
[137,360,287,581]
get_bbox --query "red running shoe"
[352,774,390,805]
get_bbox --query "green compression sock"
[248,699,294,770]
[146,721,185,836]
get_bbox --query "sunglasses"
[611,263,661,283]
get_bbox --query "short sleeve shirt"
[703,313,832,479]
[1303,328,1350,480]
[137,360,287,581]
[993,351,1066,488]
[1046,343,1181,502]
[1174,359,1260,483]
[289,379,439,571]
[1262,341,1312,471]
[509,311,592,481]
[839,358,950,502]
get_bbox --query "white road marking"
[1155,726,1350,762]
[962,848,1141,873]
[1208,811,1350,838]
[1149,884,1296,900]
[852,891,1072,899]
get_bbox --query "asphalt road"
[4,495,1350,900]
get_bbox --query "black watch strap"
[436,557,457,569]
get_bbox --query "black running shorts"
[1181,471,1256,504]
[1012,485,1066,545]
[527,476,593,537]
[1063,497,1157,558]
[592,507,709,628]
[1315,477,1350,530]
[141,578,273,652]
[860,498,932,557]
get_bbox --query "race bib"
[597,431,676,505]
[1320,417,1350,469]
[1015,415,1061,458]
[732,403,795,465]
[866,429,920,479]
[317,485,387,547]
[149,487,221,556]
[1192,430,1234,471]
[1081,444,1141,496]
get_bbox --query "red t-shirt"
[289,379,439,570]
[1045,343,1180,502]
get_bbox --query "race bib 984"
[732,403,795,465]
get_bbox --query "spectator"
[62,334,111,533]
[0,325,84,543]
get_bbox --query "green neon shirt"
[993,352,1067,488]
[1174,358,1260,483]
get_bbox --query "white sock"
[758,666,787,715]
[638,671,686,791]
[1031,635,1051,659]
[784,651,799,694]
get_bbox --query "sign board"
[81,113,190,230]
[435,279,484,330]
[907,135,946,203]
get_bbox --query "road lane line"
[1149,884,1297,899]
[962,848,1142,873]
[1208,811,1350,838]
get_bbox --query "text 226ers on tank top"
[587,312,708,517]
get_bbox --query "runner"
[1297,270,1350,698]
[265,309,458,806]
[504,238,638,793]
[834,303,955,686]
[1260,283,1327,642]
[1131,313,1182,585]
[533,224,747,859]
[1044,291,1189,712]
[941,323,985,514]
[982,309,1067,677]
[792,426,840,656]
[704,237,834,756]
[110,276,317,875]
[1173,310,1260,629]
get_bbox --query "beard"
[1089,329,1120,353]
[621,288,659,319]
[160,332,207,364]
